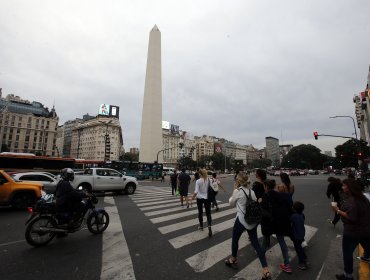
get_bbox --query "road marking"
[169,218,235,249]
[140,201,182,211]
[158,208,236,234]
[0,239,25,247]
[316,262,325,280]
[136,198,180,207]
[100,196,135,280]
[230,225,317,280]
[185,227,262,272]
[150,203,229,224]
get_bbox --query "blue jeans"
[276,234,290,265]
[342,234,370,275]
[231,217,268,268]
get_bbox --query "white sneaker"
[302,241,308,248]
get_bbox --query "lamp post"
[329,115,358,140]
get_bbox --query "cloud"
[0,0,369,155]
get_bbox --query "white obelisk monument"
[139,25,163,163]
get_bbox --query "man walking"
[178,168,191,208]
[170,170,178,195]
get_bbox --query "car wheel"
[12,193,36,210]
[125,183,136,195]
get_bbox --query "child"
[290,201,309,270]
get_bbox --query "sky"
[1,0,370,155]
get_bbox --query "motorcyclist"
[55,168,88,226]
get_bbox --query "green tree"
[210,152,224,170]
[335,139,370,168]
[120,152,139,162]
[281,144,328,169]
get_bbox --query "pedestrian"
[326,177,343,226]
[234,170,240,181]
[253,169,267,201]
[161,171,165,182]
[225,173,272,280]
[332,178,370,280]
[260,179,275,251]
[290,201,309,270]
[210,172,227,211]
[277,172,295,194]
[177,168,191,208]
[358,183,370,263]
[191,169,213,237]
[193,168,200,183]
[170,170,178,196]
[267,180,294,273]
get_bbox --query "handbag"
[207,179,216,202]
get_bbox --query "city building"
[265,136,280,166]
[69,116,123,161]
[139,25,163,163]
[353,66,370,144]
[0,92,58,156]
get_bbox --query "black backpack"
[240,188,262,224]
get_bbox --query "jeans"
[292,238,307,264]
[171,184,177,195]
[342,234,370,275]
[276,234,290,265]
[196,198,212,227]
[231,217,268,268]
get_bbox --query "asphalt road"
[0,174,368,280]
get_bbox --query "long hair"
[342,178,366,201]
[199,169,208,180]
[280,172,291,191]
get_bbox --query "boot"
[208,226,212,238]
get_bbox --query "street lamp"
[329,115,358,140]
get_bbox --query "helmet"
[61,168,75,181]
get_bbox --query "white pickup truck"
[72,168,137,194]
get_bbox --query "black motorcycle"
[25,192,109,247]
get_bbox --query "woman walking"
[326,177,343,226]
[331,178,370,280]
[210,172,227,211]
[277,172,295,194]
[191,169,213,237]
[225,173,272,280]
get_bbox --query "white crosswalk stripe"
[131,186,319,279]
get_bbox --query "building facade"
[266,136,280,166]
[69,116,123,161]
[0,93,59,156]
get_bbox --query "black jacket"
[55,180,85,211]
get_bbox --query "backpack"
[240,188,262,224]
[207,179,216,202]
[210,178,219,192]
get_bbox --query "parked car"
[11,172,59,194]
[72,168,138,194]
[334,169,343,175]
[308,169,319,175]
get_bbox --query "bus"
[74,159,104,171]
[103,161,163,180]
[0,152,75,174]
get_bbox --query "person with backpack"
[326,177,343,226]
[225,173,272,280]
[253,169,267,201]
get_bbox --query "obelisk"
[139,25,163,163]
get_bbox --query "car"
[334,169,343,175]
[11,172,59,194]
[308,169,319,175]
[273,170,281,176]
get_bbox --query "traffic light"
[313,131,318,140]
[357,152,363,158]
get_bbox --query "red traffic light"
[313,131,318,140]
[357,152,363,158]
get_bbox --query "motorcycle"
[25,191,109,247]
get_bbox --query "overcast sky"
[1,0,369,154]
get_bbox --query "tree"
[280,144,328,170]
[335,139,370,168]
[210,152,224,170]
[120,152,139,162]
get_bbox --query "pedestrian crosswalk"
[130,186,318,280]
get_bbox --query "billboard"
[170,124,179,135]
[98,104,120,118]
[162,121,170,129]
[214,143,223,153]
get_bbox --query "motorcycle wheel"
[87,211,109,234]
[25,216,57,247]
